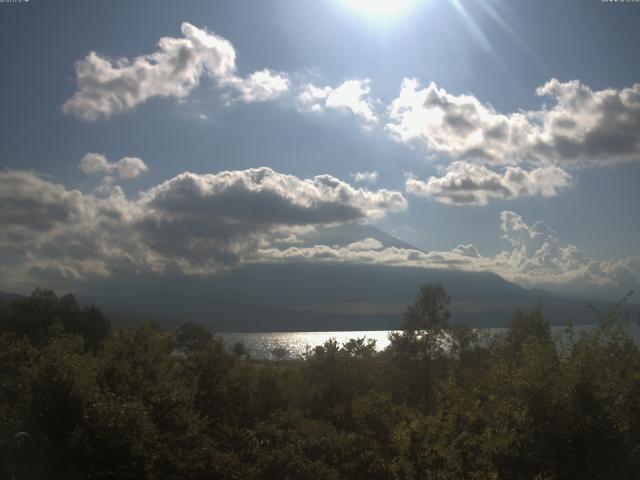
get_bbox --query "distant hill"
[0,291,26,304]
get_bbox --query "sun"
[343,0,416,19]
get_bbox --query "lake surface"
[220,324,640,359]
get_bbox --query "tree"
[403,283,450,333]
[175,321,214,353]
[0,289,110,349]
[387,283,452,406]
[505,307,551,353]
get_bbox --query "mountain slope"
[79,264,633,332]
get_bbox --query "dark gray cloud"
[144,170,370,226]
[0,171,85,237]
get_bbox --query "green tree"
[403,283,450,333]
[387,283,451,407]
[0,289,110,350]
[505,307,551,353]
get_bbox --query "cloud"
[405,161,571,206]
[488,211,640,290]
[532,79,640,166]
[0,171,145,292]
[506,220,640,291]
[387,77,640,168]
[495,210,588,283]
[387,78,529,164]
[452,244,480,257]
[63,23,289,121]
[297,79,378,123]
[253,240,500,276]
[223,69,290,103]
[351,171,379,184]
[79,153,149,180]
[0,171,85,240]
[345,237,384,251]
[255,242,431,266]
[63,23,236,121]
[256,210,640,294]
[598,256,640,290]
[141,168,406,225]
[1,172,637,297]
[0,168,407,288]
[136,168,406,272]
[62,27,640,177]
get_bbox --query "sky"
[1,0,640,300]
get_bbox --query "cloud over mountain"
[135,168,407,272]
[0,168,407,289]
[1,167,636,297]
[257,210,640,294]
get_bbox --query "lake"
[220,324,640,359]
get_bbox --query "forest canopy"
[1,286,639,479]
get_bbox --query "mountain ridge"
[3,224,637,332]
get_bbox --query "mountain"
[294,222,419,250]
[76,224,638,332]
[0,291,26,303]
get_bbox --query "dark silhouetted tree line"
[1,285,639,479]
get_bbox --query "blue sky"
[1,0,640,299]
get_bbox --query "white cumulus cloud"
[80,153,149,180]
[223,69,290,103]
[297,79,378,123]
[405,161,571,206]
[387,77,640,168]
[351,171,379,184]
[63,22,290,121]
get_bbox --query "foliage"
[403,282,450,333]
[1,286,639,479]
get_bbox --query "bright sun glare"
[343,0,415,19]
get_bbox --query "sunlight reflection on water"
[220,325,640,360]
[220,330,400,359]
